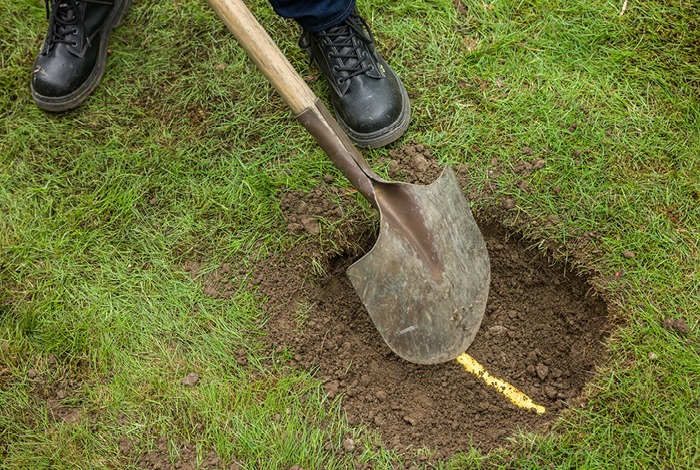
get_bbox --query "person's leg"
[268,0,355,32]
[270,0,410,148]
[31,0,131,112]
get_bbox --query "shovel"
[208,0,490,364]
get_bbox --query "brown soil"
[199,143,612,457]
[132,436,241,470]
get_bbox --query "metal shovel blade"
[347,166,490,364]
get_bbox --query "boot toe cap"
[31,45,97,99]
[32,60,84,98]
[335,73,409,136]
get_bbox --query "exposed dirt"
[22,354,91,427]
[132,436,241,470]
[200,143,612,457]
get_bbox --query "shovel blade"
[347,166,490,364]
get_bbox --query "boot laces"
[43,0,86,52]
[299,13,375,83]
[42,0,111,53]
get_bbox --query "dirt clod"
[300,216,320,235]
[662,318,675,331]
[181,372,199,387]
[411,154,430,173]
[343,437,356,453]
[325,380,340,398]
[287,223,304,234]
[118,438,134,455]
[546,215,559,227]
[661,318,689,334]
[623,250,636,259]
[389,160,399,177]
[673,319,691,335]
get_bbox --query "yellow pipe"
[456,353,546,415]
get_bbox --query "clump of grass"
[295,300,316,331]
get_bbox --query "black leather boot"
[31,0,131,112]
[299,10,410,149]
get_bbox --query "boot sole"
[334,72,411,149]
[31,0,132,112]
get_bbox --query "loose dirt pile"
[210,143,611,456]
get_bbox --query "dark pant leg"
[267,0,355,32]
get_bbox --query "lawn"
[1,0,699,469]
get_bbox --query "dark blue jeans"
[268,0,355,32]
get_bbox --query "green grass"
[1,0,699,468]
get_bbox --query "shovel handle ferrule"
[208,0,381,209]
[296,100,380,210]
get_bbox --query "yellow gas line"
[456,353,546,415]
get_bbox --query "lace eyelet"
[72,41,78,47]
[72,28,78,35]
[337,78,344,85]
[362,52,367,58]
[368,65,374,71]
[332,65,339,72]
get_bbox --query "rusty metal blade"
[347,166,490,364]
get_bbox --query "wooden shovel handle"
[207,0,316,115]
[207,0,382,209]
